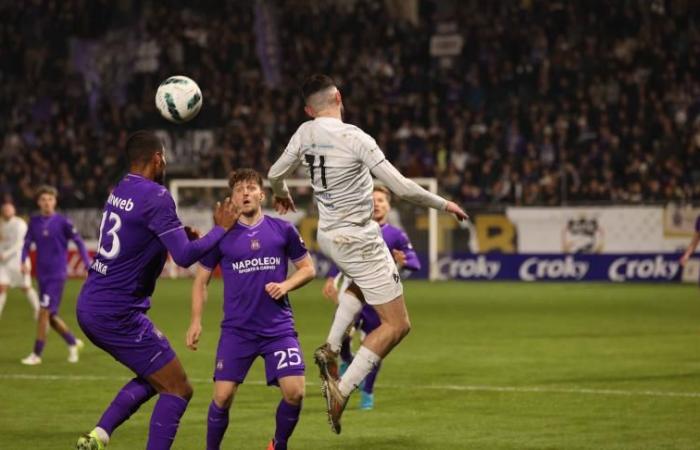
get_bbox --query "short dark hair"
[228,168,264,189]
[301,74,336,102]
[36,185,58,199]
[126,130,163,166]
[373,185,392,203]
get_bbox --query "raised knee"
[400,319,411,337]
[393,319,410,341]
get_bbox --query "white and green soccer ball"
[155,75,203,123]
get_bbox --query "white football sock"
[92,426,110,444]
[338,346,381,397]
[25,288,39,317]
[326,290,362,353]
[0,291,6,318]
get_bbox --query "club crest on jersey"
[250,238,260,250]
[42,229,49,236]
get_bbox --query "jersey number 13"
[97,211,122,259]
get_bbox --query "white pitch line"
[409,384,700,399]
[1,373,699,399]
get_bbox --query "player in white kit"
[0,202,39,319]
[268,75,468,433]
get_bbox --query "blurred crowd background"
[1,0,699,210]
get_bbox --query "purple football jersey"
[200,215,308,338]
[695,216,700,233]
[78,173,184,313]
[22,213,89,281]
[378,223,421,271]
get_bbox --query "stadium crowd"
[1,0,699,209]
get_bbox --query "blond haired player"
[0,202,39,319]
[268,74,468,433]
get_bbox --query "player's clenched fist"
[392,249,407,268]
[265,281,289,300]
[214,197,239,230]
[322,277,339,304]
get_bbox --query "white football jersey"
[271,117,385,231]
[0,216,28,263]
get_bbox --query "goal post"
[170,177,440,281]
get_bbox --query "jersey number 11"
[304,154,327,189]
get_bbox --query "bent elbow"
[171,252,195,268]
[267,167,281,183]
[307,266,317,280]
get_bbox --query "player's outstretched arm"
[187,265,212,351]
[160,198,238,267]
[371,160,469,222]
[680,232,700,266]
[265,254,316,300]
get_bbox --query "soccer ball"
[155,75,203,123]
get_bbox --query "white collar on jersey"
[237,215,266,229]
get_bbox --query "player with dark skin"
[76,131,239,450]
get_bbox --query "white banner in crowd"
[663,204,700,237]
[506,207,693,253]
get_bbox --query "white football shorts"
[318,221,403,305]
[0,260,31,289]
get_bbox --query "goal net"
[169,178,440,281]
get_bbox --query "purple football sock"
[61,330,77,346]
[33,339,45,356]
[362,362,382,394]
[339,335,353,363]
[274,400,301,449]
[206,400,229,450]
[97,378,156,435]
[147,393,189,450]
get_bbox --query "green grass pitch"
[0,279,698,449]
